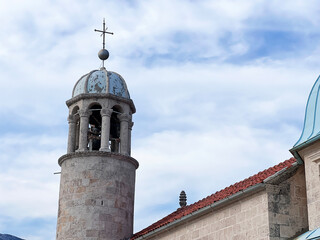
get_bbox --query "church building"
[55,22,320,240]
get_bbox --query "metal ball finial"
[98,49,109,60]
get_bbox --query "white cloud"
[0,134,63,219]
[133,123,296,230]
[0,0,320,239]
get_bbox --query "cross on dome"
[94,18,114,68]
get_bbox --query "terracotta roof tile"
[131,158,296,239]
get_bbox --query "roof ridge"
[132,157,296,239]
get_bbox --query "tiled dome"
[72,68,130,99]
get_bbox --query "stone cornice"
[58,151,139,169]
[66,93,136,113]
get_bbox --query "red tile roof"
[132,158,296,239]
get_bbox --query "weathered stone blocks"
[56,152,138,240]
[142,166,308,240]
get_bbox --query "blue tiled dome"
[72,68,130,99]
[294,75,320,148]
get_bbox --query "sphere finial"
[98,49,109,60]
[94,19,114,67]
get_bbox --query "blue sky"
[1,0,320,239]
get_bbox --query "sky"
[0,0,320,239]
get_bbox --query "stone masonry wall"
[299,141,320,230]
[267,166,308,240]
[147,190,270,240]
[56,152,137,240]
[143,166,308,240]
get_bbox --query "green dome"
[294,75,320,147]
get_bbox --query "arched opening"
[88,104,102,151]
[72,106,80,151]
[110,105,122,153]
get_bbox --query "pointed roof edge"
[290,134,320,164]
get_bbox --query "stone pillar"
[67,115,76,153]
[100,108,113,152]
[298,141,320,229]
[128,121,134,156]
[77,109,90,152]
[118,113,131,155]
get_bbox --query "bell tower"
[56,21,138,240]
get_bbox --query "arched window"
[88,104,102,151]
[110,105,122,153]
[72,106,80,151]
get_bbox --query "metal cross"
[94,18,113,49]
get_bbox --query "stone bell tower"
[56,21,138,240]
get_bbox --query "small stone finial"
[179,190,187,207]
[94,18,114,67]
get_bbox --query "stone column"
[75,119,80,150]
[77,109,90,152]
[298,141,320,229]
[118,113,131,155]
[67,115,76,153]
[128,121,134,156]
[100,108,113,152]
